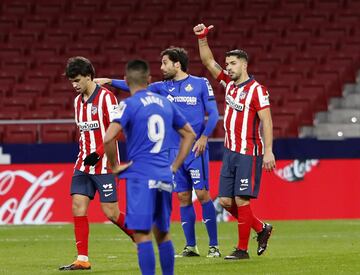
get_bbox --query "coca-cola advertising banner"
[1,160,360,225]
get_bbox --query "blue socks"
[180,205,196,246]
[137,241,155,275]
[158,240,174,275]
[201,200,218,246]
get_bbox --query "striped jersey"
[217,70,270,156]
[74,85,120,174]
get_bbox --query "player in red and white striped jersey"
[59,57,133,271]
[193,24,276,260]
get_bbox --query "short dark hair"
[225,49,249,62]
[125,59,150,86]
[65,56,95,79]
[160,47,189,72]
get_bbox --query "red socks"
[74,216,89,256]
[115,212,135,240]
[237,205,252,250]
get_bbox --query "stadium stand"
[0,0,359,142]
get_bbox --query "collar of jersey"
[82,84,100,103]
[171,74,190,84]
[236,75,254,88]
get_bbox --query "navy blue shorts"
[219,148,263,198]
[171,148,209,193]
[125,179,172,232]
[71,170,117,202]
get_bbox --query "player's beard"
[162,70,176,80]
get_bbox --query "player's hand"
[193,24,214,38]
[94,78,112,85]
[262,151,276,172]
[192,135,208,157]
[112,161,133,175]
[84,152,101,166]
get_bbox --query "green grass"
[1,220,360,274]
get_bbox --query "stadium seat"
[265,12,296,27]
[0,110,21,120]
[20,110,56,120]
[280,0,311,11]
[21,16,53,31]
[41,124,76,143]
[35,97,70,111]
[1,1,33,15]
[298,11,331,24]
[89,15,122,29]
[0,44,25,59]
[312,0,344,10]
[24,70,57,86]
[2,58,33,72]
[69,1,103,14]
[284,25,317,39]
[272,114,298,137]
[56,110,75,119]
[64,43,97,56]
[57,16,89,30]
[288,53,324,67]
[12,83,45,98]
[8,30,40,44]
[43,30,75,44]
[3,124,38,144]
[251,26,284,40]
[33,1,67,15]
[212,120,225,138]
[104,0,138,13]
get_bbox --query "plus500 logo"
[78,121,100,131]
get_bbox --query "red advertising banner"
[1,160,360,224]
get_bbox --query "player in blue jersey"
[104,59,195,275]
[95,47,221,257]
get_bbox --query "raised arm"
[193,24,223,79]
[94,78,130,92]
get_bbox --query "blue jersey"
[112,75,219,149]
[148,76,216,147]
[112,90,187,181]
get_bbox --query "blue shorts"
[125,179,172,232]
[219,148,263,198]
[171,148,209,193]
[71,170,117,202]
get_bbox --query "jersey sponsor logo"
[184,83,193,92]
[91,105,98,115]
[173,96,197,105]
[190,169,200,179]
[204,79,214,96]
[166,94,174,102]
[78,120,100,131]
[226,95,244,111]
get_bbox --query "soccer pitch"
[1,220,360,275]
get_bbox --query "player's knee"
[102,204,118,222]
[72,201,87,216]
[196,189,211,204]
[177,191,192,206]
[219,197,232,209]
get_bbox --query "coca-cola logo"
[274,159,319,182]
[0,170,63,224]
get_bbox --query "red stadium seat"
[0,43,25,59]
[104,0,137,13]
[280,0,311,10]
[2,1,33,15]
[272,114,298,137]
[0,69,23,85]
[89,15,122,29]
[20,110,56,120]
[305,39,338,54]
[57,16,88,30]
[21,16,54,31]
[333,11,360,25]
[64,43,97,56]
[284,25,317,40]
[0,16,19,32]
[33,1,66,15]
[12,84,45,98]
[1,58,33,71]
[0,110,21,120]
[312,0,344,10]
[24,70,57,86]
[298,11,331,24]
[69,1,103,14]
[43,30,75,44]
[318,24,353,39]
[56,110,75,119]
[80,29,110,43]
[288,53,324,67]
[41,124,76,143]
[8,30,40,44]
[256,54,287,68]
[265,12,296,27]
[251,26,284,41]
[3,125,38,144]
[34,97,70,111]
[276,66,308,83]
[212,120,225,138]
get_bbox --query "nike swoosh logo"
[181,222,187,226]
[169,88,175,92]
[203,219,211,224]
[239,187,247,191]
[104,192,113,197]
[194,180,200,184]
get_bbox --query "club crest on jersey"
[239,91,247,100]
[226,95,244,111]
[91,105,98,115]
[184,84,193,92]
